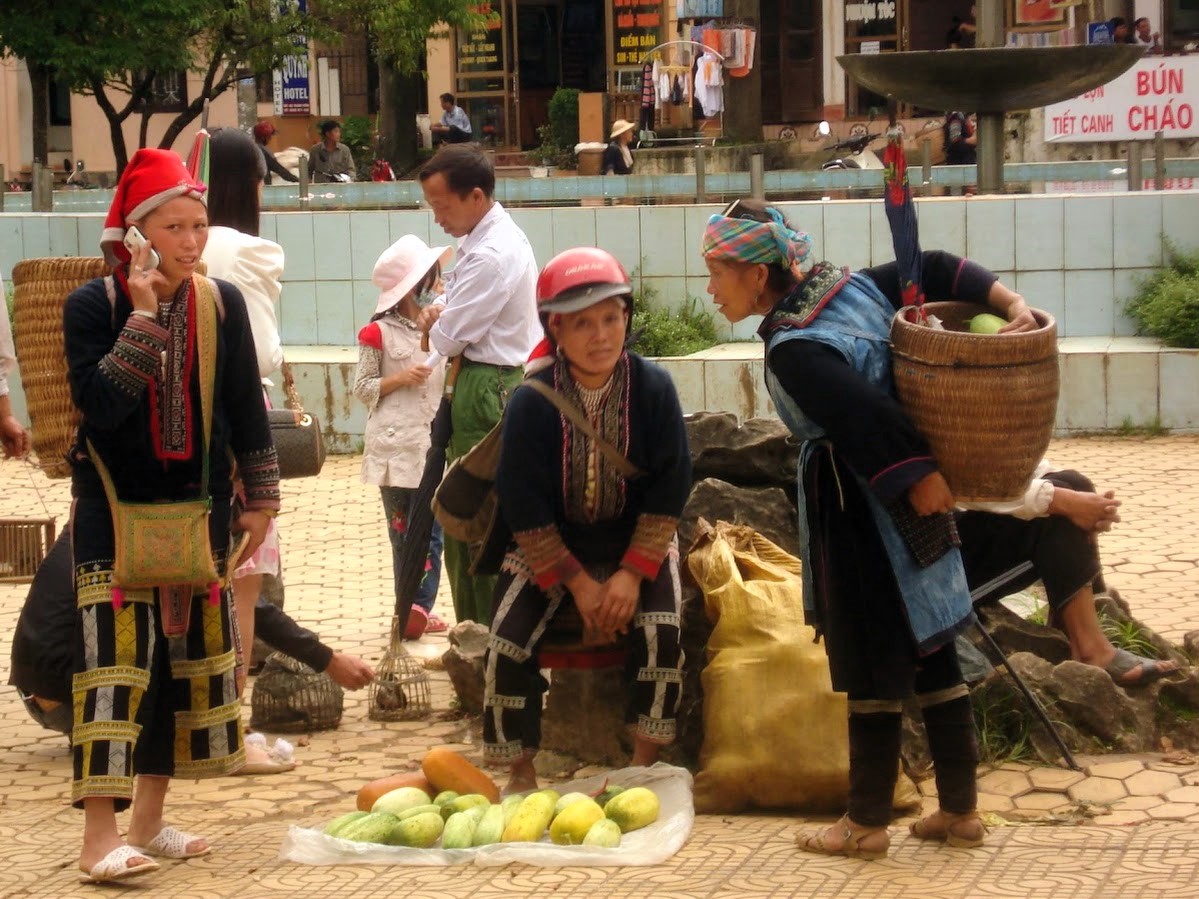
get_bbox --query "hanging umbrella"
[881,104,926,321]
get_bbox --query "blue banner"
[274,0,310,116]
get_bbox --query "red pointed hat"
[100,148,207,265]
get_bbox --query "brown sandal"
[795,815,890,860]
[908,810,986,848]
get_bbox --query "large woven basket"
[891,301,1059,502]
[10,257,110,478]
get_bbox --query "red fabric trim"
[620,550,660,581]
[869,455,935,486]
[358,322,383,349]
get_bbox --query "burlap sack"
[687,521,919,815]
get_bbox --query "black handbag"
[271,360,327,479]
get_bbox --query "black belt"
[461,358,522,374]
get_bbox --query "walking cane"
[973,620,1081,771]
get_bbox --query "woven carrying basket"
[10,257,110,479]
[891,301,1059,502]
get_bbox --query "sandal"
[132,825,212,859]
[403,606,429,640]
[79,845,159,883]
[424,613,448,634]
[795,815,890,860]
[909,810,986,848]
[1104,648,1181,687]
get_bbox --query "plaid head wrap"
[701,206,813,269]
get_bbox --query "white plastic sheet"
[278,763,694,868]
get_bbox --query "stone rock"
[1183,630,1199,663]
[975,603,1071,665]
[679,478,800,558]
[685,412,798,490]
[1042,658,1144,749]
[541,667,630,765]
[442,621,490,715]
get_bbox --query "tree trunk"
[91,79,131,176]
[721,0,762,143]
[377,57,421,176]
[29,63,50,166]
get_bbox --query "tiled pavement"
[1,436,1197,898]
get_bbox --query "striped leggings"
[482,544,684,764]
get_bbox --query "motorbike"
[816,120,886,171]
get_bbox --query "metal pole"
[920,138,932,187]
[694,145,706,204]
[976,114,1004,195]
[1154,130,1166,190]
[298,155,310,203]
[1127,141,1143,192]
[0,164,5,212]
[749,153,764,200]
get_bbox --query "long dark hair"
[721,198,802,294]
[207,127,266,237]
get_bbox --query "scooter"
[817,120,886,171]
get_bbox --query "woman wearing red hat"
[64,147,279,883]
[481,247,691,793]
[253,120,298,185]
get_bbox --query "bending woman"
[65,149,279,883]
[482,247,691,793]
[700,199,1037,859]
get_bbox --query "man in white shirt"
[418,143,539,625]
[0,271,32,458]
[431,93,474,145]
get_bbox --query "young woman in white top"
[201,128,285,691]
[353,236,451,638]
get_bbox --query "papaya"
[441,811,478,849]
[549,798,605,845]
[421,747,501,803]
[391,811,445,848]
[357,771,434,812]
[968,313,1008,334]
[324,811,369,838]
[371,786,433,816]
[501,791,555,842]
[582,818,622,848]
[473,804,506,846]
[603,787,660,833]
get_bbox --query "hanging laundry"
[640,60,656,131]
[726,29,756,78]
[694,50,724,117]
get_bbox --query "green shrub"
[547,88,580,156]
[339,115,376,181]
[1125,243,1199,348]
[629,279,718,357]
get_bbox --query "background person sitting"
[308,120,355,182]
[602,119,637,175]
[431,93,473,145]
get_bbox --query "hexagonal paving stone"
[1125,769,1184,797]
[977,791,1016,813]
[1027,767,1087,792]
[1067,777,1129,804]
[976,769,1033,798]
[1165,785,1199,804]
[1145,802,1199,820]
[1013,792,1075,812]
[1085,759,1147,780]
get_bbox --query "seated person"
[10,527,375,738]
[602,120,636,175]
[957,463,1183,686]
[430,93,473,145]
[481,247,691,794]
[308,120,356,183]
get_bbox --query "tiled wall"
[4,191,1198,346]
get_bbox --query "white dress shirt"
[202,226,285,379]
[429,202,540,367]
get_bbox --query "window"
[49,76,72,126]
[136,70,189,114]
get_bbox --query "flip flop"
[79,845,160,883]
[403,606,429,640]
[133,825,212,859]
[424,613,448,634]
[1104,648,1179,686]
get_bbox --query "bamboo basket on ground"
[890,301,1059,502]
[10,257,110,478]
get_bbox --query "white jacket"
[203,226,285,380]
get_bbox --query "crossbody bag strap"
[524,378,643,479]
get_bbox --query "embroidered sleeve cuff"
[869,455,939,504]
[238,447,282,510]
[97,317,169,395]
[621,513,679,580]
[512,525,583,589]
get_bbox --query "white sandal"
[79,845,160,883]
[133,825,212,859]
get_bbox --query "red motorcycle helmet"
[253,121,277,143]
[536,247,632,315]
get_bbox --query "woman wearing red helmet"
[481,247,692,793]
[252,121,298,185]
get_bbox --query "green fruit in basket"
[968,313,1008,334]
[582,818,623,848]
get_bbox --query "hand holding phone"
[123,226,161,271]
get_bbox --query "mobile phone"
[123,226,161,270]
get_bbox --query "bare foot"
[503,755,538,796]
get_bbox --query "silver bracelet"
[129,310,156,320]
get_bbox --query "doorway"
[760,0,823,123]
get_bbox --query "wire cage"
[0,518,57,584]
[368,620,433,722]
[250,651,345,733]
